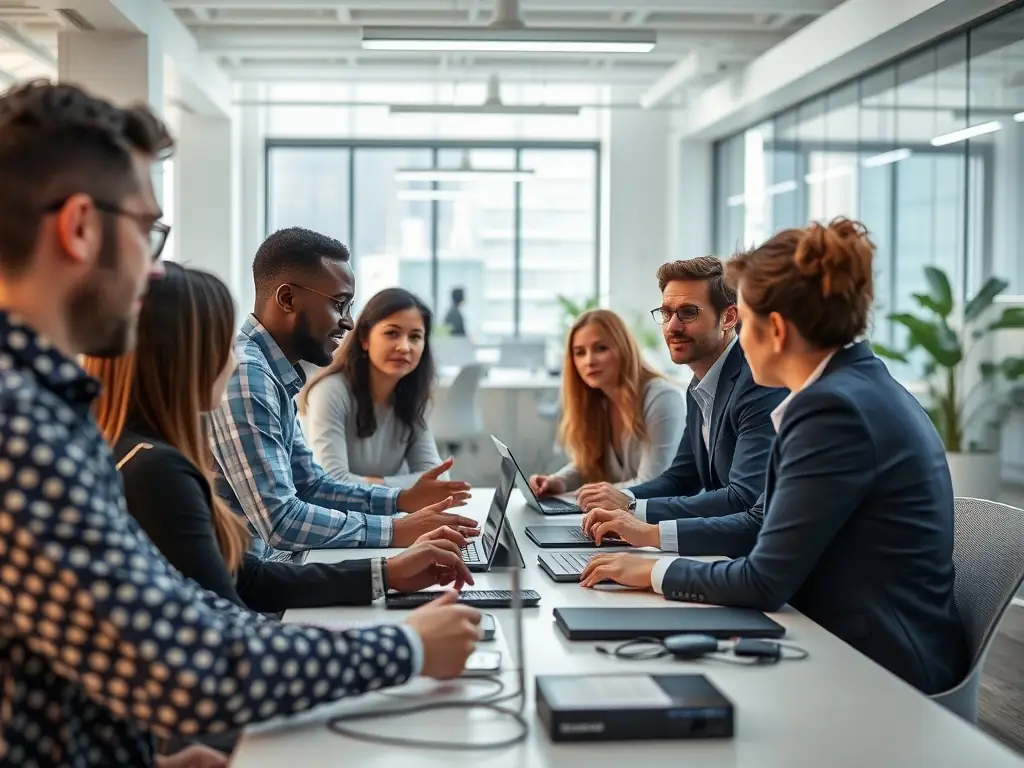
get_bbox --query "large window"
[713,5,1024,362]
[266,141,600,342]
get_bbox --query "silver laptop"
[489,435,581,516]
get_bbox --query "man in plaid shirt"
[210,228,477,561]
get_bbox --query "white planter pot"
[945,452,1002,501]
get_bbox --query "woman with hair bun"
[580,217,967,696]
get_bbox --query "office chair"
[931,497,1024,722]
[430,363,487,458]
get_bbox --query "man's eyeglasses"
[43,197,171,261]
[651,305,702,325]
[289,283,354,317]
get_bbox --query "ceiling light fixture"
[389,74,581,116]
[362,0,655,54]
[862,148,912,168]
[930,121,1002,146]
[395,149,534,182]
[1014,112,1024,122]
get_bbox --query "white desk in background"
[231,492,1024,768]
[433,367,562,480]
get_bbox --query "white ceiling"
[171,0,844,92]
[0,0,846,101]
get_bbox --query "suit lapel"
[707,344,742,464]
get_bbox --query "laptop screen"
[489,435,543,511]
[480,456,516,564]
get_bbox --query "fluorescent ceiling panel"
[362,26,655,54]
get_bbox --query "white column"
[236,83,266,318]
[605,91,670,326]
[174,111,236,296]
[674,138,713,259]
[57,31,165,203]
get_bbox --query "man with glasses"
[574,257,787,552]
[209,227,479,562]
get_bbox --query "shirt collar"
[690,336,738,398]
[0,310,100,405]
[770,339,860,432]
[240,314,306,395]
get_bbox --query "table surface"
[230,491,1024,767]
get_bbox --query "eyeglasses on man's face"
[651,305,702,325]
[43,197,171,261]
[288,283,354,317]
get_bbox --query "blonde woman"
[529,308,685,495]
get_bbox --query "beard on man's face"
[293,311,334,367]
[68,219,141,359]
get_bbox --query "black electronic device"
[537,551,598,582]
[459,455,524,572]
[536,673,734,743]
[553,607,786,641]
[525,524,630,549]
[490,435,582,516]
[385,589,542,609]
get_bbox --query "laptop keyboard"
[540,497,581,513]
[544,552,596,576]
[461,539,483,564]
[385,590,542,609]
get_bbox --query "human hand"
[386,530,476,592]
[391,496,480,547]
[404,590,482,679]
[528,474,566,497]
[581,508,659,548]
[576,482,631,513]
[579,553,657,589]
[155,745,229,768]
[397,458,471,511]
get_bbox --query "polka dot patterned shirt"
[0,313,421,767]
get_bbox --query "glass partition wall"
[266,140,600,344]
[713,4,1024,376]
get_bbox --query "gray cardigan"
[301,374,445,489]
[553,376,685,492]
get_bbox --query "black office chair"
[931,497,1024,722]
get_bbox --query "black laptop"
[458,455,517,572]
[490,435,581,515]
[553,607,786,641]
[525,524,631,549]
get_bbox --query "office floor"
[980,487,1024,754]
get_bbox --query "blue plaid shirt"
[209,315,400,560]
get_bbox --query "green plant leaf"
[871,342,908,362]
[888,312,962,368]
[980,361,998,380]
[911,292,948,317]
[964,276,1009,323]
[1001,356,1024,381]
[921,266,954,317]
[989,307,1024,331]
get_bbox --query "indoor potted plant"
[872,266,1024,499]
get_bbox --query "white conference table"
[231,491,1024,767]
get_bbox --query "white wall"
[605,89,671,331]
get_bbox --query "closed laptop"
[553,607,785,641]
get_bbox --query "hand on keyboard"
[582,508,659,549]
[385,531,476,592]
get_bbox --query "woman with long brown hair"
[528,308,685,496]
[298,287,460,490]
[83,263,475,614]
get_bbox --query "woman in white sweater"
[298,288,452,489]
[529,308,685,495]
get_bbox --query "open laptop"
[457,454,521,572]
[490,435,581,515]
[537,551,600,582]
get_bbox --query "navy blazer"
[660,342,968,695]
[628,342,787,523]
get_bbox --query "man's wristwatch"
[626,497,637,512]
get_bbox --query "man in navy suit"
[580,219,967,695]
[577,257,787,552]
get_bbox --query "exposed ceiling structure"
[0,0,847,108]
